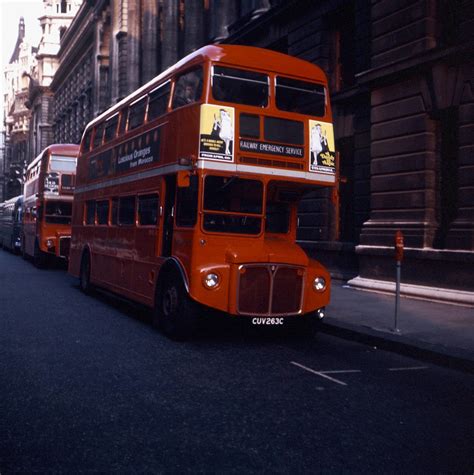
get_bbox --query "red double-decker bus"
[69,45,337,338]
[23,144,79,267]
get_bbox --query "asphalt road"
[1,249,473,473]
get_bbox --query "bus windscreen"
[203,176,263,234]
[45,201,72,224]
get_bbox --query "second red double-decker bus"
[69,45,337,338]
[23,144,79,267]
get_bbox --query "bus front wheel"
[153,272,199,340]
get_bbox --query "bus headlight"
[203,272,220,289]
[46,239,54,249]
[313,276,326,292]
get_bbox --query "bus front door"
[162,175,176,257]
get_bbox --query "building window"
[437,0,460,47]
[327,6,355,92]
[61,1,68,14]
[433,108,459,249]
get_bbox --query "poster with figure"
[309,120,336,175]
[199,104,234,161]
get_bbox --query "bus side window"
[111,198,118,225]
[176,175,198,227]
[138,194,159,226]
[96,200,109,225]
[82,129,92,152]
[128,97,147,130]
[104,115,119,143]
[93,123,105,149]
[118,109,127,135]
[118,196,136,226]
[148,81,171,121]
[85,200,96,225]
[172,68,203,109]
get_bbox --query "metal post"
[394,261,401,333]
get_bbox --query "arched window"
[61,0,67,13]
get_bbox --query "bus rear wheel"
[153,273,199,340]
[79,252,92,294]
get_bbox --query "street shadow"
[72,283,318,348]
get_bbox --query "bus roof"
[86,44,328,130]
[27,143,80,171]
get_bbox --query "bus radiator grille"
[237,265,303,316]
[59,236,71,258]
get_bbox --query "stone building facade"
[25,0,82,160]
[3,18,37,200]
[49,0,474,297]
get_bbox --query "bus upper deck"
[77,44,336,188]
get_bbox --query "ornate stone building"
[3,18,37,199]
[25,0,82,159]
[49,0,473,299]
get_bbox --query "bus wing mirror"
[177,170,191,188]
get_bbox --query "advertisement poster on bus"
[199,104,234,161]
[309,120,336,175]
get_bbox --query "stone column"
[141,0,159,83]
[161,0,179,70]
[209,0,238,42]
[183,0,204,55]
[127,0,141,93]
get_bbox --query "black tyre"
[79,252,92,294]
[33,240,47,268]
[153,272,199,340]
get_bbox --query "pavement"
[321,280,474,373]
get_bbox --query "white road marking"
[322,370,362,374]
[388,366,429,372]
[291,362,351,386]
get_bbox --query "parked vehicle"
[0,195,23,253]
[69,45,337,338]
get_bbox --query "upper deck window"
[104,114,119,143]
[148,81,171,120]
[212,66,268,108]
[82,129,92,152]
[49,155,76,173]
[172,68,203,109]
[118,109,127,135]
[275,77,326,117]
[128,97,147,130]
[93,123,105,148]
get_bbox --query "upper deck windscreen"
[275,77,326,117]
[212,66,269,108]
[49,155,77,173]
